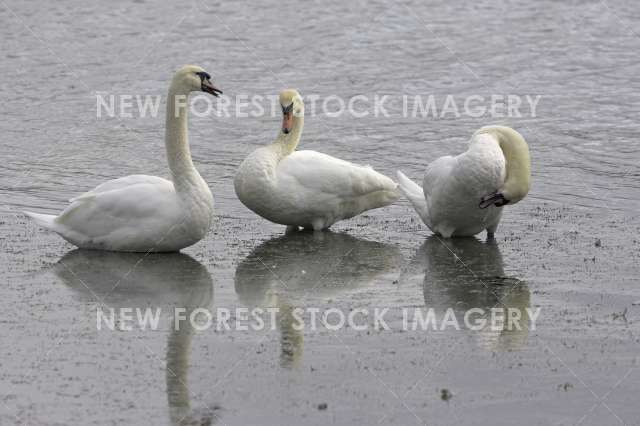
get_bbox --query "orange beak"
[282,111,293,134]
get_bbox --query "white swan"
[24,65,222,252]
[397,126,531,238]
[234,89,400,231]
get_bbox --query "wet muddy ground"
[2,201,638,425]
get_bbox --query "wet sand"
[1,200,638,425]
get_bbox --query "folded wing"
[278,150,398,199]
[58,176,180,242]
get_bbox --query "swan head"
[172,65,222,97]
[478,126,531,209]
[279,89,304,134]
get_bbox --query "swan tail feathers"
[23,211,59,231]
[376,183,401,207]
[396,171,425,204]
[396,171,430,223]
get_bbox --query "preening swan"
[397,126,531,238]
[24,65,222,252]
[234,89,400,231]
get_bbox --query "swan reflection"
[54,250,217,425]
[407,236,531,351]
[234,231,403,368]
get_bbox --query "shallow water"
[1,0,639,425]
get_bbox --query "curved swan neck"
[480,126,531,203]
[165,85,199,189]
[273,115,304,157]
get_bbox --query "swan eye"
[281,103,294,114]
[195,71,211,80]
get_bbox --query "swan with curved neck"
[234,89,400,231]
[24,65,222,252]
[397,125,531,238]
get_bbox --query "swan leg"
[486,212,501,239]
[486,223,498,240]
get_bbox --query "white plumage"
[234,89,399,231]
[24,65,222,252]
[397,126,531,238]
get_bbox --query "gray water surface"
[1,0,639,425]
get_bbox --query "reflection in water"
[277,304,305,369]
[409,236,531,351]
[54,250,216,425]
[235,231,403,368]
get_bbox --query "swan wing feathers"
[58,176,180,238]
[422,155,457,199]
[69,175,170,202]
[277,150,398,198]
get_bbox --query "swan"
[234,89,400,231]
[24,65,222,252]
[397,126,530,238]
